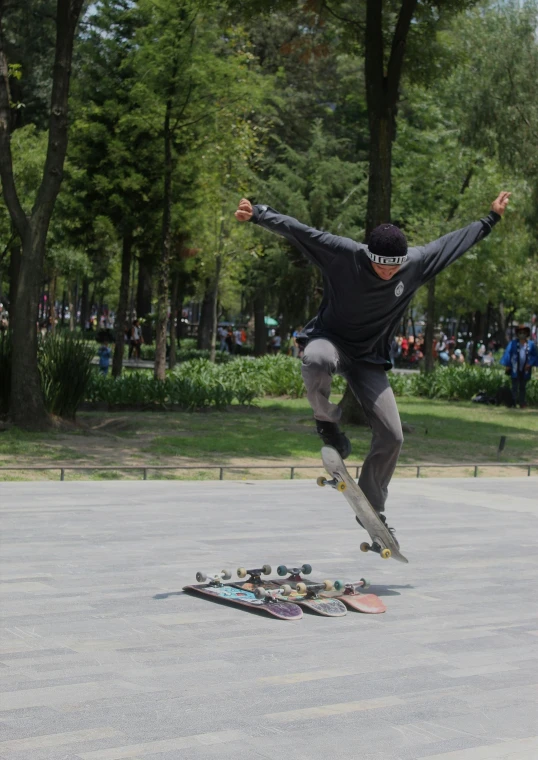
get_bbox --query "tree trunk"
[209,255,221,363]
[10,226,49,429]
[483,301,492,348]
[79,277,89,331]
[339,385,369,426]
[496,302,507,347]
[137,253,153,345]
[364,0,417,235]
[49,276,57,334]
[365,111,394,235]
[339,0,417,423]
[154,92,174,382]
[68,282,75,331]
[254,291,266,356]
[129,254,136,321]
[112,233,133,378]
[197,279,213,351]
[168,269,179,370]
[469,309,482,364]
[424,278,436,373]
[0,0,85,429]
[8,240,21,324]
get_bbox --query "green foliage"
[389,365,537,407]
[39,335,96,419]
[85,356,537,409]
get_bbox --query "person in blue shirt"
[500,325,537,408]
[97,342,112,376]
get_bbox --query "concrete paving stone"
[0,478,537,758]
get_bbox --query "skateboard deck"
[232,565,346,617]
[320,579,386,614]
[237,580,347,617]
[320,446,408,564]
[183,574,303,620]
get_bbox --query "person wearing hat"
[452,348,465,365]
[500,325,537,408]
[235,191,510,540]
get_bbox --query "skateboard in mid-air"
[233,564,347,617]
[319,446,408,564]
[183,569,303,620]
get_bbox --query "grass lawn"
[0,397,536,480]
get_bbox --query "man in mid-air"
[235,192,510,540]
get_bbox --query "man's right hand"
[235,198,253,222]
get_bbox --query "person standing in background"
[501,325,537,408]
[98,341,112,375]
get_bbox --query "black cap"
[367,224,408,265]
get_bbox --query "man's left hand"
[491,191,511,216]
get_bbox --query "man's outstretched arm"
[235,198,358,270]
[418,192,510,283]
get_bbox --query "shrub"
[387,364,537,405]
[39,335,95,419]
[84,355,538,409]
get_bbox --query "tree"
[67,0,160,377]
[0,0,85,429]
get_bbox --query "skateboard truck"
[236,565,272,585]
[317,475,346,493]
[333,579,370,595]
[195,570,232,585]
[276,564,312,582]
[295,580,334,596]
[360,541,391,560]
[254,585,292,601]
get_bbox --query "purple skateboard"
[234,565,347,617]
[183,570,302,620]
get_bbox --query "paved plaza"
[1,477,537,760]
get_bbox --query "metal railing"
[0,462,536,481]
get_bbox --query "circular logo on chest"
[395,281,405,297]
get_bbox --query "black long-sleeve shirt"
[251,204,501,367]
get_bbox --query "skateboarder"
[235,192,511,537]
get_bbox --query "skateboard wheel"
[336,481,346,492]
[316,476,326,487]
[360,542,370,553]
[360,578,370,589]
[380,549,392,560]
[322,580,333,591]
[277,565,288,576]
[196,571,207,582]
[262,564,272,575]
[221,569,232,580]
[254,587,267,599]
[237,567,247,578]
[296,582,307,594]
[280,584,292,595]
[301,564,312,575]
[333,580,345,591]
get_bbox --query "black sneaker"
[315,420,352,459]
[355,513,399,548]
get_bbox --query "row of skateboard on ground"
[183,563,386,619]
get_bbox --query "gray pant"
[302,338,403,513]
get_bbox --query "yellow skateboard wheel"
[336,481,346,492]
[316,476,326,487]
[360,542,370,553]
[380,548,392,560]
